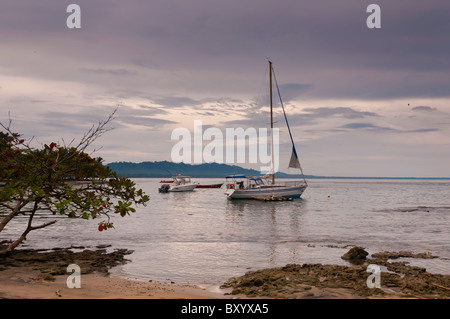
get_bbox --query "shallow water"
[1,178,449,285]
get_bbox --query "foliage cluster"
[0,112,149,254]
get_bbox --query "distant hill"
[106,161,303,178]
[106,161,450,180]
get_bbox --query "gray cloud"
[412,106,437,112]
[223,106,382,130]
[1,0,449,101]
[340,122,439,134]
[301,107,379,120]
[114,105,178,127]
[29,104,176,138]
[340,122,395,132]
[1,0,450,176]
[138,105,169,115]
[151,96,204,109]
[117,116,177,128]
[407,128,439,133]
[80,68,137,76]
[272,83,312,103]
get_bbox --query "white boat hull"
[168,184,197,192]
[226,184,307,199]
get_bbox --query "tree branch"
[0,199,30,233]
[29,220,57,231]
[0,199,56,254]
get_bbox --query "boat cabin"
[172,175,192,185]
[225,175,246,190]
[225,175,270,190]
[248,178,265,188]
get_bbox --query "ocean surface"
[1,178,449,287]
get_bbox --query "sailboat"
[225,61,308,200]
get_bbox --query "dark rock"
[341,246,369,262]
[221,250,450,299]
[0,247,134,278]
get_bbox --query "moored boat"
[225,61,308,200]
[159,175,197,192]
[225,174,306,199]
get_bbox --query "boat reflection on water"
[224,197,308,265]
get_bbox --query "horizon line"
[106,161,450,180]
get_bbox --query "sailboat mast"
[269,60,275,185]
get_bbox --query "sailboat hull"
[226,184,307,199]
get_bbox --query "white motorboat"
[164,175,197,192]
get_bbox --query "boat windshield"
[249,178,264,185]
[173,176,191,184]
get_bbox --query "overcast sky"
[1,0,449,177]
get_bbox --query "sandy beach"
[0,246,228,299]
[0,246,449,299]
[0,266,228,299]
[0,265,374,299]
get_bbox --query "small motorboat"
[159,175,197,192]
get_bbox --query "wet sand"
[0,265,371,299]
[0,267,226,299]
[0,246,448,299]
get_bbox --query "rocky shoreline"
[221,247,450,299]
[0,244,133,281]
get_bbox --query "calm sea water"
[2,178,449,286]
